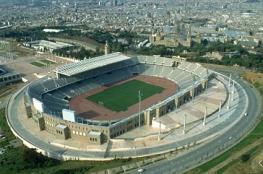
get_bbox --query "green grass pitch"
[87,79,164,112]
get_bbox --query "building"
[23,40,74,53]
[149,24,193,47]
[26,53,211,144]
[204,52,223,61]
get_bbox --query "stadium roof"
[54,52,131,76]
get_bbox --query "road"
[126,73,261,174]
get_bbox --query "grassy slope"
[87,79,164,112]
[0,109,15,147]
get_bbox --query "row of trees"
[22,148,60,169]
[0,146,60,172]
[53,46,103,60]
[190,41,248,56]
[2,26,263,72]
[136,40,263,72]
[0,27,47,42]
[187,53,263,72]
[136,41,248,57]
[0,27,142,54]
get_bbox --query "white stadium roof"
[54,52,131,76]
[29,40,73,50]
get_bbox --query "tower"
[203,105,207,126]
[187,24,192,40]
[111,0,117,6]
[173,18,180,46]
[104,41,110,55]
[186,24,192,47]
[184,0,188,13]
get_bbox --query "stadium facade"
[0,66,21,87]
[25,52,211,144]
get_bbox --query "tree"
[22,148,60,169]
[241,153,250,162]
[201,39,208,46]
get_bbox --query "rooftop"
[0,72,20,78]
[88,131,102,137]
[0,68,6,76]
[56,124,67,130]
[29,40,73,50]
[54,52,131,77]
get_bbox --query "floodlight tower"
[158,120,161,141]
[218,100,222,118]
[227,92,231,110]
[203,105,207,126]
[231,81,235,101]
[183,114,186,134]
[138,90,142,127]
[228,74,232,86]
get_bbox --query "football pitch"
[87,80,164,112]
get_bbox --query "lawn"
[30,61,46,67]
[40,59,56,65]
[87,79,164,112]
[30,59,56,68]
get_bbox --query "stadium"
[25,52,211,145]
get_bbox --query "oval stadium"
[25,52,209,144]
[6,52,251,161]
